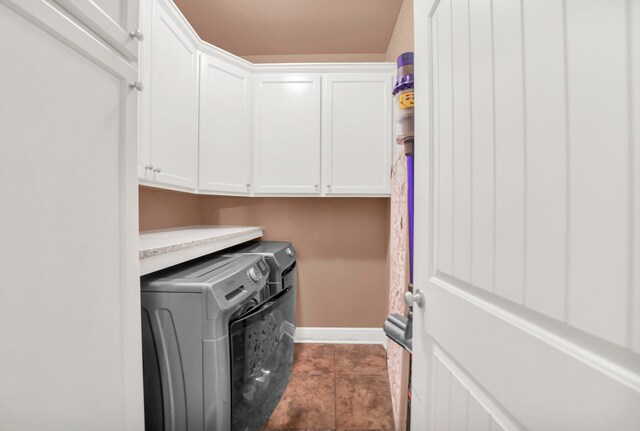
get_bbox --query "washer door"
[229,286,296,431]
[281,262,297,295]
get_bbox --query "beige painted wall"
[139,186,391,328]
[385,0,414,62]
[139,186,202,231]
[201,197,390,328]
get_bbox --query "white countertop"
[139,225,264,275]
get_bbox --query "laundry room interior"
[135,0,414,428]
[3,0,639,430]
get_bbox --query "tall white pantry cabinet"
[0,0,144,430]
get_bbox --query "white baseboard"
[294,327,387,347]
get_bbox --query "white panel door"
[322,73,393,196]
[412,0,640,429]
[253,74,321,195]
[0,1,143,430]
[54,0,140,60]
[199,54,252,195]
[145,0,198,190]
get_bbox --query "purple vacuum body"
[393,52,415,283]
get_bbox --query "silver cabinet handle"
[153,167,161,173]
[129,81,143,92]
[404,289,424,308]
[129,29,144,41]
[326,184,331,188]
[246,183,251,187]
[144,165,153,170]
[314,184,319,188]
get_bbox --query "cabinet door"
[0,1,143,429]
[137,0,152,181]
[54,0,140,60]
[146,0,198,190]
[253,74,321,195]
[322,73,393,196]
[199,55,252,194]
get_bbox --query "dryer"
[224,241,297,298]
[141,252,295,431]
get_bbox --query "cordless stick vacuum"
[394,52,415,284]
[384,52,415,352]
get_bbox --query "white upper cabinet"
[1,1,143,429]
[199,54,252,195]
[322,73,392,196]
[140,0,198,191]
[55,0,141,60]
[137,0,395,197]
[253,74,322,195]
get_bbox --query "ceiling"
[173,0,404,56]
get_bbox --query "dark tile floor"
[262,343,395,430]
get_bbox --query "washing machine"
[140,252,296,431]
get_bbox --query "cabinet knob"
[129,29,144,41]
[314,184,319,188]
[153,167,161,173]
[129,81,143,92]
[326,184,331,188]
[246,183,251,187]
[145,165,153,170]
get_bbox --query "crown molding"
[155,0,200,47]
[251,62,396,74]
